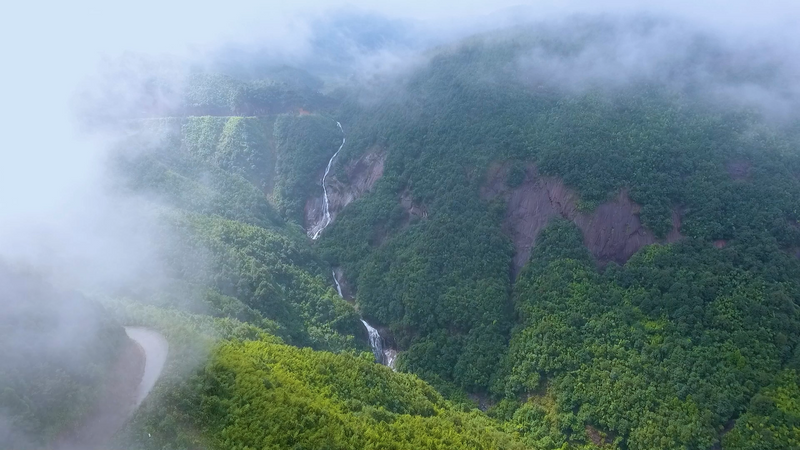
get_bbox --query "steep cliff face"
[305,150,386,233]
[483,163,682,274]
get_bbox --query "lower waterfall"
[311,120,395,369]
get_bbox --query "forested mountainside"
[6,14,800,450]
[311,20,800,448]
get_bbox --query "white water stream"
[360,318,396,368]
[310,121,345,240]
[311,120,395,369]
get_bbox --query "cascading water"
[360,319,385,363]
[310,122,345,240]
[332,269,343,297]
[311,120,395,369]
[335,271,396,370]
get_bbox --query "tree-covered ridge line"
[320,53,800,375]
[182,72,334,116]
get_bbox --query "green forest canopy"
[5,16,800,450]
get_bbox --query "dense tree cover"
[273,114,343,223]
[30,16,800,450]
[108,300,527,450]
[300,21,800,448]
[162,211,364,350]
[334,33,800,240]
[182,115,276,191]
[315,19,800,399]
[355,193,513,392]
[723,369,800,449]
[0,265,126,449]
[118,118,283,229]
[314,129,517,392]
[494,221,800,449]
[182,72,330,116]
[104,299,276,450]
[102,72,534,449]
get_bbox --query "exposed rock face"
[573,190,660,265]
[400,189,428,221]
[585,426,615,446]
[332,266,354,300]
[305,150,386,233]
[483,163,682,275]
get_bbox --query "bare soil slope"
[483,164,682,275]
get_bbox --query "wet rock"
[305,150,386,233]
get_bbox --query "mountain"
[5,14,800,450]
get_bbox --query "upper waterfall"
[310,121,345,240]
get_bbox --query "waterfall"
[332,269,343,297]
[310,122,345,240]
[332,269,395,369]
[314,120,395,369]
[360,319,385,364]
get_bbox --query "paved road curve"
[56,326,168,450]
[124,326,169,407]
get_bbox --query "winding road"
[124,326,169,407]
[56,326,168,450]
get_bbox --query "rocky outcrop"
[305,150,386,233]
[572,189,662,265]
[400,189,428,221]
[585,425,615,447]
[483,163,683,275]
[332,266,354,299]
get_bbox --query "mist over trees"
[3,3,800,450]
